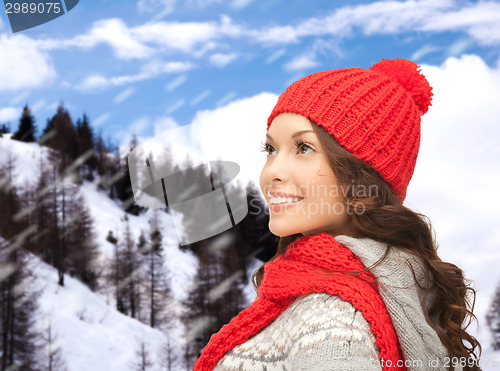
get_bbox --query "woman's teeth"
[270,197,303,204]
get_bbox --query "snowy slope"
[0,136,262,370]
[28,252,172,371]
[1,135,498,369]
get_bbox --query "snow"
[0,136,257,370]
[29,253,168,371]
[2,134,499,369]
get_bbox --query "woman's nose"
[263,152,290,183]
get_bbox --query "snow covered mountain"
[0,135,260,370]
[1,133,499,370]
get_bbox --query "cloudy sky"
[1,0,500,350]
[1,0,500,141]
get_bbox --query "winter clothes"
[194,232,454,371]
[266,58,433,202]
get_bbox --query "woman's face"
[259,112,355,238]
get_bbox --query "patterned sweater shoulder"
[213,292,383,371]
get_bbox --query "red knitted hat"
[267,58,433,202]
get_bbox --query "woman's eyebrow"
[266,130,314,141]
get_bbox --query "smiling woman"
[193,58,482,371]
[259,112,358,238]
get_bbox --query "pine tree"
[129,337,155,371]
[75,113,97,181]
[1,152,44,370]
[27,155,57,264]
[113,215,144,319]
[40,316,68,371]
[12,105,37,142]
[487,280,500,350]
[181,235,246,368]
[27,150,74,287]
[141,211,171,329]
[0,240,44,371]
[0,151,24,240]
[43,103,78,175]
[103,229,127,314]
[95,129,108,179]
[65,193,100,291]
[94,130,121,198]
[158,312,180,371]
[0,123,10,136]
[57,171,76,287]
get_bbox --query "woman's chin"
[269,222,304,237]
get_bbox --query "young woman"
[194,58,481,371]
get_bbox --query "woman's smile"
[259,112,352,237]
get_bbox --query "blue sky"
[1,0,500,144]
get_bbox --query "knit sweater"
[194,233,455,371]
[213,292,383,370]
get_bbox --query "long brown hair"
[252,119,482,370]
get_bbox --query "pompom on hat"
[267,58,433,202]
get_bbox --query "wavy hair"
[252,119,482,371]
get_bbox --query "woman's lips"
[268,198,304,212]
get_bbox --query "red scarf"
[193,232,406,370]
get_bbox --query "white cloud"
[249,25,299,45]
[403,55,500,348]
[0,34,57,91]
[38,14,243,60]
[8,0,499,76]
[249,0,500,47]
[153,116,180,136]
[76,60,194,91]
[0,107,21,123]
[180,92,278,186]
[77,74,109,91]
[248,0,449,44]
[128,92,276,202]
[135,14,243,53]
[65,18,156,60]
[283,54,320,72]
[133,21,218,53]
[421,1,500,45]
[209,52,238,67]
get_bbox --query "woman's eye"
[296,142,314,154]
[260,142,276,155]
